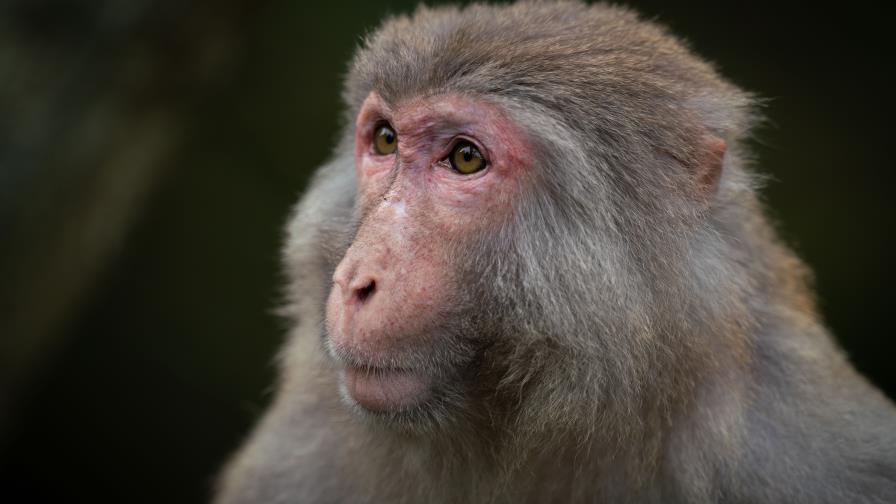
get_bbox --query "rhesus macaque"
[216,2,896,503]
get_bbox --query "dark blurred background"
[0,0,893,502]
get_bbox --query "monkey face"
[323,91,533,417]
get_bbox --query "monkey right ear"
[694,133,727,199]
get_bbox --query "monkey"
[215,2,896,503]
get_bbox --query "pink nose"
[332,263,379,307]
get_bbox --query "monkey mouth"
[341,365,433,413]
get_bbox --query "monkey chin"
[340,365,434,413]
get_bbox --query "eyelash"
[444,138,486,158]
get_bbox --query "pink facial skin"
[325,91,532,413]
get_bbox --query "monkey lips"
[341,365,433,412]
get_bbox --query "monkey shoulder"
[726,326,896,503]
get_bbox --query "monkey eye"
[372,122,397,155]
[448,141,487,174]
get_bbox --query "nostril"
[355,280,376,303]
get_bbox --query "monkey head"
[311,2,748,436]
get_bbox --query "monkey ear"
[695,134,727,198]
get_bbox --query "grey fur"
[216,2,896,503]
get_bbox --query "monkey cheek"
[341,366,433,413]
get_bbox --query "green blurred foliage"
[1,1,893,502]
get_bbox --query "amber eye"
[449,141,486,174]
[373,123,397,155]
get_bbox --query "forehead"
[356,92,506,132]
